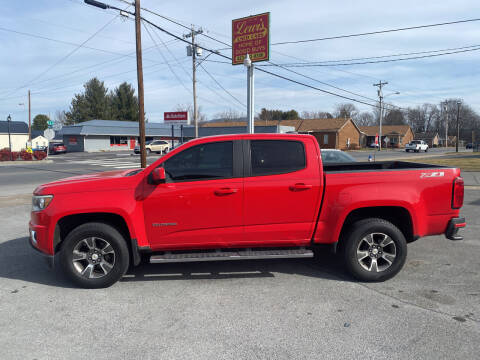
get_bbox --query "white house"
[31,135,49,150]
[0,120,29,152]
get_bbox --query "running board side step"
[150,248,314,263]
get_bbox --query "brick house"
[201,118,362,150]
[359,125,414,148]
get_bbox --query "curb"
[0,159,53,166]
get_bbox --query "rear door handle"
[289,183,312,191]
[214,188,238,196]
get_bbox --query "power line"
[272,18,480,45]
[257,46,480,67]
[142,21,192,95]
[271,44,480,65]
[1,13,124,100]
[198,63,246,108]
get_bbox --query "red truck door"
[243,139,322,245]
[143,140,244,249]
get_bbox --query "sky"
[0,0,479,124]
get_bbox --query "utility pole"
[456,101,461,153]
[373,81,388,151]
[185,27,203,138]
[134,0,146,168]
[84,0,147,167]
[28,90,31,141]
[443,101,448,148]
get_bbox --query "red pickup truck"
[29,134,465,288]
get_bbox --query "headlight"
[32,195,53,212]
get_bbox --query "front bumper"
[445,217,466,240]
[29,230,54,268]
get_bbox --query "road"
[0,149,479,359]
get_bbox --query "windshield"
[321,150,356,163]
[410,141,421,144]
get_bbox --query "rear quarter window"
[250,140,306,176]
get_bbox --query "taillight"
[452,177,464,209]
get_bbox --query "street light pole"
[456,101,461,153]
[244,54,254,134]
[7,114,12,161]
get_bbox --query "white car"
[405,140,429,152]
[134,140,170,154]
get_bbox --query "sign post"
[232,12,270,134]
[164,111,188,144]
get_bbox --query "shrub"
[0,148,10,161]
[20,150,33,161]
[33,150,47,160]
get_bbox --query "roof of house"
[30,130,44,138]
[201,118,357,133]
[359,125,412,137]
[0,121,29,134]
[60,119,186,137]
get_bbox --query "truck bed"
[323,161,447,173]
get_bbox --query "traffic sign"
[44,128,55,140]
[47,120,54,126]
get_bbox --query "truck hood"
[34,169,141,195]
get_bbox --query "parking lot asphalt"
[0,157,479,359]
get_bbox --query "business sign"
[232,12,270,65]
[164,111,189,124]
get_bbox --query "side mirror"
[151,167,166,184]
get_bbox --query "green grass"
[408,153,480,171]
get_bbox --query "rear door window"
[250,140,306,176]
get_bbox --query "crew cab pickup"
[29,134,465,288]
[405,140,429,152]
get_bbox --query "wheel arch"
[55,212,140,265]
[338,206,415,247]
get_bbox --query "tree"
[32,114,49,131]
[333,103,358,119]
[65,78,110,123]
[174,104,207,123]
[258,108,299,121]
[301,110,333,119]
[54,109,70,127]
[213,108,245,121]
[355,112,374,126]
[110,82,139,122]
[384,108,406,125]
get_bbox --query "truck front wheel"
[342,218,407,282]
[59,222,130,288]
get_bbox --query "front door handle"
[289,183,312,191]
[214,188,238,196]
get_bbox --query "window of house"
[162,141,233,181]
[323,134,329,144]
[110,136,128,145]
[250,140,305,176]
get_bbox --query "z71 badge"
[420,172,445,178]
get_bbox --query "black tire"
[406,149,409,152]
[414,149,419,153]
[342,218,407,282]
[59,222,130,288]
[425,148,428,152]
[146,148,151,154]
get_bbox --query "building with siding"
[0,120,29,151]
[201,118,362,149]
[60,120,184,152]
[359,125,414,148]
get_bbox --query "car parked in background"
[321,149,356,163]
[134,140,170,154]
[48,142,67,155]
[466,143,478,149]
[405,140,428,152]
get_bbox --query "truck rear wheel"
[342,218,407,282]
[59,222,130,288]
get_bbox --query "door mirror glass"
[152,167,166,184]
